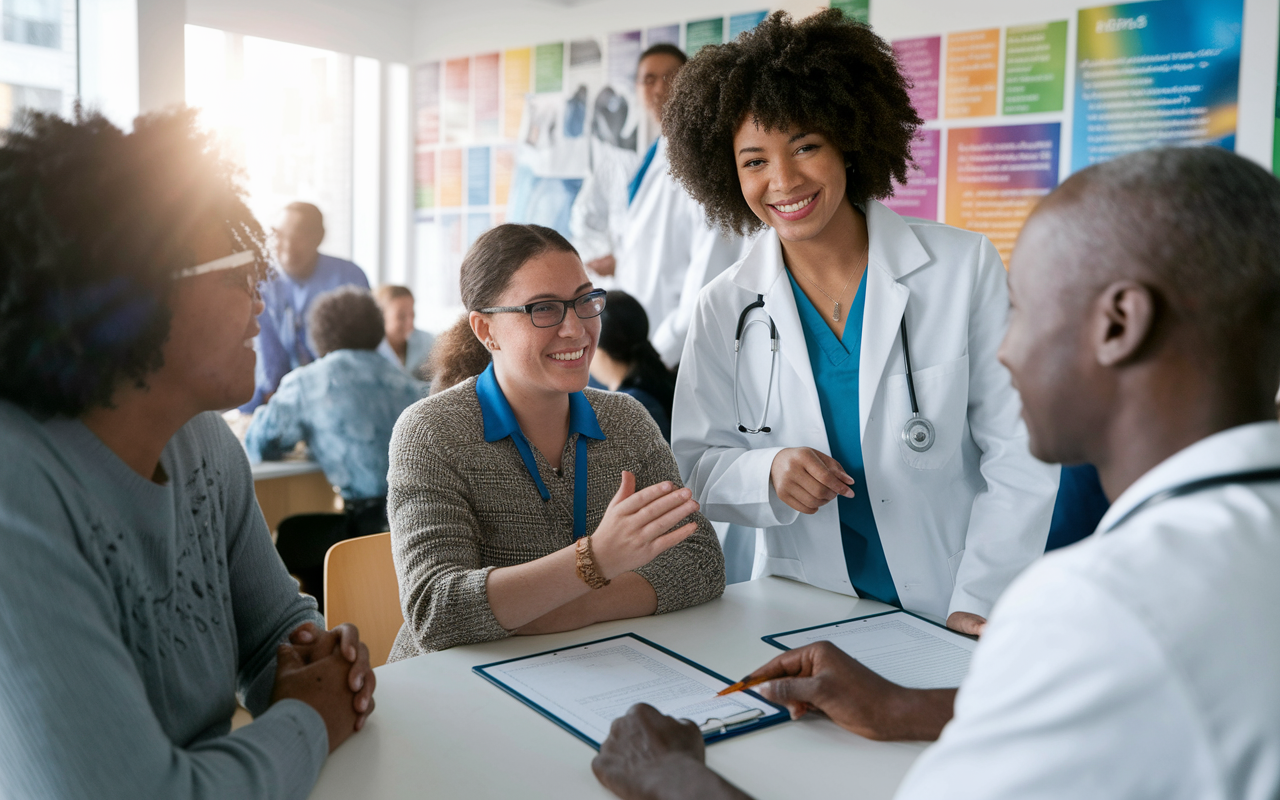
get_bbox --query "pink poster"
[893,37,941,121]
[883,128,940,221]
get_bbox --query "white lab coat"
[568,140,640,282]
[672,201,1058,621]
[615,137,746,368]
[896,421,1280,799]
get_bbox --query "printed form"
[768,611,976,689]
[479,636,778,746]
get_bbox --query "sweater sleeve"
[0,459,327,800]
[628,408,726,614]
[387,405,511,654]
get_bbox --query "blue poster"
[1073,0,1243,171]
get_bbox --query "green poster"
[534,43,564,93]
[1003,21,1067,115]
[830,0,869,24]
[685,18,724,57]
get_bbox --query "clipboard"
[763,609,976,690]
[474,633,790,751]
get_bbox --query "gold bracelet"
[575,536,611,590]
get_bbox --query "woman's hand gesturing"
[769,447,855,514]
[590,471,700,579]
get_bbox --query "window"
[3,0,61,48]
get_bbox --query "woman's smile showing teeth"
[769,191,819,220]
[549,348,586,362]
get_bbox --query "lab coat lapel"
[733,231,824,432]
[858,202,931,437]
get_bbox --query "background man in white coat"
[614,44,745,368]
[591,146,1280,800]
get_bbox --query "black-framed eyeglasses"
[478,289,608,329]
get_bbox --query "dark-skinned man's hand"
[593,704,753,800]
[752,641,956,741]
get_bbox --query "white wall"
[187,0,415,63]
[412,0,828,62]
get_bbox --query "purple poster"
[893,37,941,121]
[884,128,941,221]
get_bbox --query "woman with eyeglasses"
[386,224,725,658]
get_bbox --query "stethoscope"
[733,294,937,452]
[1102,467,1280,533]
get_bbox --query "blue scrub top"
[787,270,900,607]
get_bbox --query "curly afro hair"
[0,107,268,417]
[308,286,386,357]
[662,9,922,236]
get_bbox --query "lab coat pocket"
[884,355,968,470]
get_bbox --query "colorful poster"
[884,129,941,221]
[438,148,463,207]
[946,123,1061,264]
[444,58,471,143]
[535,43,565,93]
[1003,21,1067,115]
[686,18,724,57]
[1073,0,1243,171]
[830,0,870,24]
[608,31,642,84]
[494,146,515,205]
[467,146,491,206]
[894,37,941,121]
[474,53,500,139]
[415,62,440,146]
[503,48,531,138]
[946,29,1000,118]
[416,150,435,210]
[646,25,679,48]
[729,11,768,41]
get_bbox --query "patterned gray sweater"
[387,380,725,659]
[0,401,328,799]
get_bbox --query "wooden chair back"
[324,532,403,668]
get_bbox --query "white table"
[309,577,927,800]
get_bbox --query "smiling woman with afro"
[662,8,922,236]
[662,10,1062,642]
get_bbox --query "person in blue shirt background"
[589,291,676,441]
[245,286,425,604]
[240,201,370,412]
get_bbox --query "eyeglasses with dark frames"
[478,289,608,329]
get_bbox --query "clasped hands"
[271,621,377,752]
[593,641,958,800]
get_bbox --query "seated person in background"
[0,108,375,799]
[589,290,677,440]
[592,146,1280,800]
[240,201,370,412]
[375,284,435,380]
[387,223,725,658]
[246,286,425,603]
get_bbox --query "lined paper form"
[766,611,976,689]
[477,635,781,746]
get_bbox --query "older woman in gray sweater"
[388,225,724,658]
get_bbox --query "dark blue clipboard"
[763,608,978,652]
[473,633,790,752]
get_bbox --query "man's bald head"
[1001,147,1280,472]
[274,202,326,280]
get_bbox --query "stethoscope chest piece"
[902,414,935,452]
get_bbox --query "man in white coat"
[614,44,746,368]
[591,146,1280,800]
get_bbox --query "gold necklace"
[789,244,869,322]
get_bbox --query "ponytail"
[428,314,492,394]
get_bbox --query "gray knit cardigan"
[386,378,725,660]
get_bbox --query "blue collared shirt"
[475,363,606,539]
[241,254,370,412]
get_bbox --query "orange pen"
[715,674,772,697]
